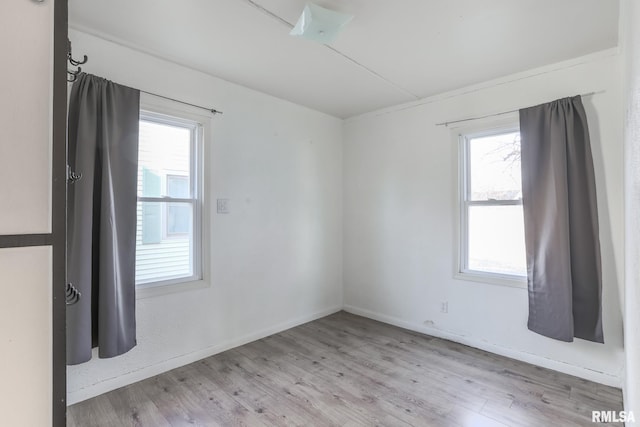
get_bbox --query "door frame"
[0,0,67,424]
[52,0,68,424]
[0,1,67,424]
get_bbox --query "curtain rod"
[435,91,600,127]
[140,90,223,115]
[70,65,223,114]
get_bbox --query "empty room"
[2,0,640,426]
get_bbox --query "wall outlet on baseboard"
[440,301,448,314]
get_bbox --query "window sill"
[136,278,208,299]
[454,271,527,289]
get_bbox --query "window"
[458,125,527,286]
[166,175,190,237]
[135,108,203,289]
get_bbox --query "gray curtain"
[519,96,603,343]
[67,73,140,364]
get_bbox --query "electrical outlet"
[217,198,230,214]
[440,301,448,314]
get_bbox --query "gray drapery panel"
[519,96,603,343]
[67,73,140,365]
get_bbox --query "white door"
[0,247,53,426]
[0,1,55,426]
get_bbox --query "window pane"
[167,175,189,198]
[468,205,527,276]
[136,201,193,285]
[141,199,162,244]
[469,132,521,201]
[167,203,191,235]
[137,120,191,198]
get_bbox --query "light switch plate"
[217,199,230,214]
[440,301,448,314]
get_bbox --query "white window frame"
[454,120,527,289]
[136,94,210,298]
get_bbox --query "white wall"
[621,0,640,416]
[343,50,625,386]
[67,29,343,404]
[67,28,627,405]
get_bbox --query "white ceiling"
[69,0,619,118]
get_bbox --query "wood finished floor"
[68,312,623,427]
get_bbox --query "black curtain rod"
[435,91,600,127]
[140,90,223,115]
[66,45,222,115]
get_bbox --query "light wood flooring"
[68,311,623,426]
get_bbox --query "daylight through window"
[135,111,202,287]
[460,127,527,282]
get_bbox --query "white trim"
[343,305,621,388]
[136,272,200,289]
[136,278,208,299]
[138,197,195,203]
[136,96,211,293]
[346,48,619,122]
[455,122,527,287]
[67,305,343,405]
[67,302,622,405]
[454,271,526,289]
[69,27,336,122]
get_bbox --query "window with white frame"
[458,125,527,285]
[135,109,203,288]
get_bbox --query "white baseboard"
[343,304,621,388]
[69,302,621,405]
[67,305,342,405]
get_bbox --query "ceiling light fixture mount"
[290,3,353,44]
